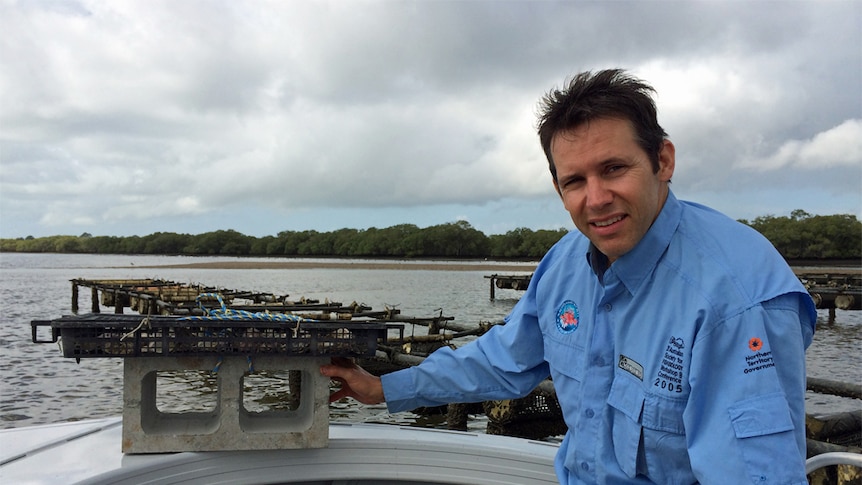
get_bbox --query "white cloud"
[736,119,862,171]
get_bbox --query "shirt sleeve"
[382,287,551,413]
[684,292,815,485]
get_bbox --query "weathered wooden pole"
[447,403,470,431]
[287,370,302,410]
[91,287,100,313]
[71,282,79,314]
[807,377,862,400]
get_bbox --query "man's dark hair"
[537,69,668,181]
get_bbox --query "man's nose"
[585,179,613,210]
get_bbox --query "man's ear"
[658,139,675,182]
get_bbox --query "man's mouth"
[592,215,624,228]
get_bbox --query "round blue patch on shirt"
[556,300,580,334]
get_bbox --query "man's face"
[551,117,675,264]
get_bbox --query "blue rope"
[178,293,305,323]
[209,356,254,375]
[183,293,312,375]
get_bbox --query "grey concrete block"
[122,355,329,453]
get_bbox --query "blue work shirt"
[382,191,817,484]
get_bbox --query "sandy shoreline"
[134,260,538,272]
[130,260,860,274]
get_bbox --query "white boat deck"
[0,418,560,484]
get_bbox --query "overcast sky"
[1,0,860,239]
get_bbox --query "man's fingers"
[320,359,382,405]
[320,364,342,378]
[329,387,349,403]
[322,364,353,402]
[330,356,356,368]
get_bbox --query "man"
[321,69,817,484]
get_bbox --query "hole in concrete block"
[155,370,218,413]
[239,368,321,434]
[242,370,302,413]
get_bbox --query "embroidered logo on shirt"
[618,355,644,380]
[555,300,579,334]
[743,336,774,374]
[654,336,685,393]
[748,337,763,352]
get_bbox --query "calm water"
[0,253,859,430]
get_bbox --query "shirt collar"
[586,190,682,293]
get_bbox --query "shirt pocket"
[608,377,694,483]
[542,336,585,423]
[542,333,586,381]
[727,393,802,483]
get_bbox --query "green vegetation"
[2,211,860,260]
[740,210,861,260]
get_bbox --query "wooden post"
[489,275,496,301]
[71,282,79,314]
[447,403,469,431]
[287,370,302,410]
[91,287,100,313]
[114,289,123,314]
[807,376,862,400]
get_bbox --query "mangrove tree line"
[1,211,859,260]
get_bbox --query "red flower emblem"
[748,337,763,352]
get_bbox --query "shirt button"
[581,462,590,471]
[585,408,595,418]
[604,303,612,312]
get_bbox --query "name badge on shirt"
[619,354,644,381]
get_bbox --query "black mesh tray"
[32,313,389,358]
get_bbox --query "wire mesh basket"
[32,313,389,358]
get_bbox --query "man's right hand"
[320,357,385,404]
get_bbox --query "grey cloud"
[1,0,859,237]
